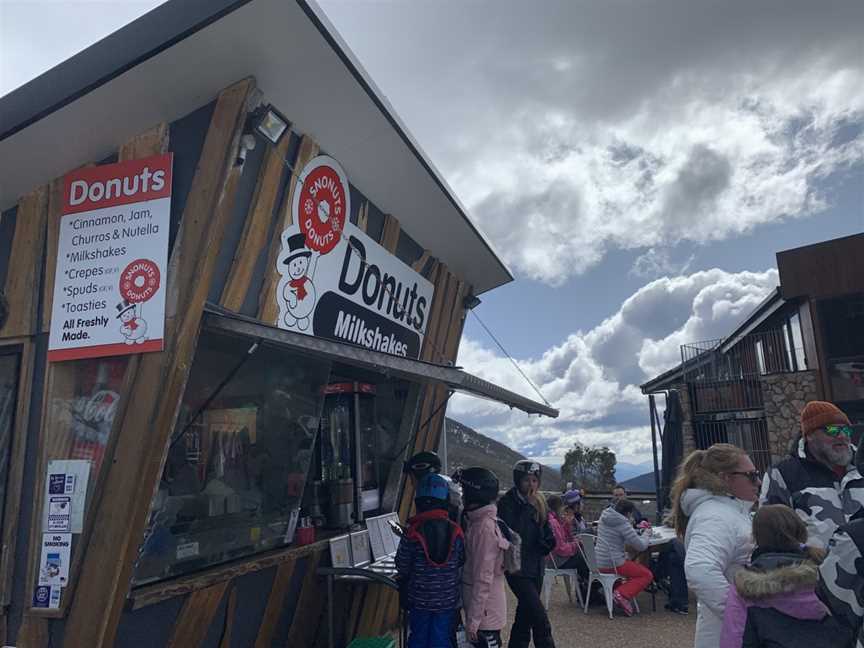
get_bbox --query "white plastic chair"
[578,533,640,619]
[542,552,584,610]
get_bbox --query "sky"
[2,0,862,468]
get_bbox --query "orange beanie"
[800,401,850,436]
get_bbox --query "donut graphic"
[119,259,160,304]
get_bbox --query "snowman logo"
[116,299,148,345]
[281,233,318,331]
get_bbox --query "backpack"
[496,518,522,575]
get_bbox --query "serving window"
[132,324,421,586]
[132,330,332,585]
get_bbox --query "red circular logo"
[119,259,161,303]
[295,159,349,255]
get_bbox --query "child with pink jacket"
[457,467,510,648]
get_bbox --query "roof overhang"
[203,306,558,418]
[0,0,512,294]
[718,288,785,354]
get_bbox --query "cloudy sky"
[2,1,862,467]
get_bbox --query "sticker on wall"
[48,153,173,362]
[33,584,61,609]
[176,541,200,561]
[43,460,91,534]
[47,496,72,532]
[275,155,434,359]
[38,533,72,587]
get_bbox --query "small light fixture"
[463,294,482,310]
[254,104,290,145]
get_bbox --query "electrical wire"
[468,308,551,408]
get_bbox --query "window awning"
[202,305,558,419]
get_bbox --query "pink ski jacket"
[461,504,510,634]
[548,512,580,560]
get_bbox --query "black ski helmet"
[512,460,542,487]
[456,467,499,506]
[403,451,442,477]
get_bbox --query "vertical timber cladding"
[15,125,169,645]
[61,78,256,648]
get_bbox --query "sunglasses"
[823,424,853,439]
[728,470,761,484]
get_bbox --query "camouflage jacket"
[760,438,864,548]
[817,519,864,648]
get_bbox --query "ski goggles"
[824,424,853,439]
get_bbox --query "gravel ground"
[501,583,698,648]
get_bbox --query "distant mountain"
[619,471,657,493]
[614,461,655,483]
[444,418,565,492]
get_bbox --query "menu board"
[48,154,172,362]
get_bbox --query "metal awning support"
[202,305,559,418]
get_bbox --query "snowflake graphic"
[304,198,314,215]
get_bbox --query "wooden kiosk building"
[0,2,557,645]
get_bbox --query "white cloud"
[452,267,779,463]
[321,0,864,285]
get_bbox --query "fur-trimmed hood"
[734,556,819,600]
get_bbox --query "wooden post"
[63,78,255,648]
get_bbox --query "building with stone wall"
[641,235,863,494]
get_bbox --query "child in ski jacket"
[720,504,853,648]
[458,467,509,648]
[396,473,465,648]
[546,495,588,579]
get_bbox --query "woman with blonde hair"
[497,461,556,648]
[670,443,761,648]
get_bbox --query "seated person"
[562,489,588,533]
[546,495,589,579]
[596,498,653,616]
[611,484,645,524]
[653,537,690,615]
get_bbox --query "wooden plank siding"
[221,132,292,310]
[0,187,48,339]
[5,74,473,647]
[166,581,230,648]
[62,77,256,648]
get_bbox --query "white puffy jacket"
[681,489,754,648]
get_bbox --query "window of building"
[788,312,807,370]
[132,330,332,586]
[0,351,21,545]
[755,339,767,375]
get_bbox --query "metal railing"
[694,418,771,474]
[681,328,803,414]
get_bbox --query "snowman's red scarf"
[290,278,308,300]
[127,318,139,331]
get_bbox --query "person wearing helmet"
[396,473,465,648]
[497,461,557,648]
[404,450,463,522]
[457,467,509,647]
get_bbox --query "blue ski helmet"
[416,473,449,503]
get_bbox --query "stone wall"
[761,370,822,464]
[676,385,697,459]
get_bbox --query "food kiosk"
[0,1,557,646]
